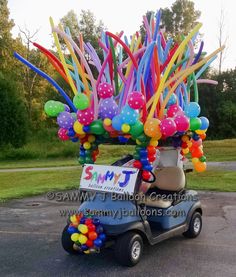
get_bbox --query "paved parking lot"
[0,191,236,277]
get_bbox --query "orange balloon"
[144,118,161,138]
[194,161,207,172]
[199,133,207,140]
[191,147,203,158]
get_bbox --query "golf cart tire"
[183,212,202,238]
[115,231,143,267]
[61,225,82,255]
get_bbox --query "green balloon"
[103,131,110,138]
[78,157,85,165]
[130,121,144,138]
[190,117,201,131]
[44,100,64,117]
[85,157,93,163]
[133,153,140,160]
[89,120,105,135]
[73,94,89,110]
[199,156,206,162]
[137,133,148,143]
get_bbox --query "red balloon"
[85,218,93,225]
[181,142,188,149]
[133,160,142,169]
[87,224,96,232]
[147,146,156,155]
[148,155,156,162]
[142,170,151,181]
[86,239,94,248]
[88,231,98,241]
[191,147,203,158]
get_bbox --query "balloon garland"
[68,213,106,254]
[14,10,225,181]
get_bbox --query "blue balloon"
[96,225,104,234]
[80,217,86,224]
[200,116,209,130]
[121,105,139,125]
[140,158,149,165]
[68,128,76,137]
[192,133,200,141]
[93,218,100,226]
[164,90,177,107]
[140,149,148,158]
[80,150,86,157]
[143,165,153,171]
[81,244,89,251]
[118,136,129,143]
[67,226,78,234]
[83,125,90,132]
[99,233,106,242]
[184,102,201,118]
[112,115,123,131]
[71,137,79,142]
[94,238,103,248]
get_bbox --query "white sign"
[80,164,139,195]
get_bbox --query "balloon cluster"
[15,10,224,175]
[67,213,106,254]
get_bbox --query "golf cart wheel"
[61,225,82,255]
[183,212,202,238]
[115,232,143,266]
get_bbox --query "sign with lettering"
[80,164,139,194]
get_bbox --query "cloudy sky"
[8,0,236,70]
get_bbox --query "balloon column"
[68,213,106,254]
[14,10,224,178]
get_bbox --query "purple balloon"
[64,104,70,112]
[99,98,118,119]
[57,112,75,129]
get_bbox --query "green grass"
[0,168,82,201]
[0,168,235,202]
[187,170,236,192]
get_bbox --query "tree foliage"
[0,73,29,147]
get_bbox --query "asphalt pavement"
[0,191,236,277]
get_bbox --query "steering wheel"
[143,170,156,183]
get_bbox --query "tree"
[0,0,15,73]
[161,0,201,42]
[60,10,105,59]
[0,73,29,147]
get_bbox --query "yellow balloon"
[78,224,88,234]
[149,139,159,147]
[73,121,85,135]
[136,139,142,145]
[187,141,193,148]
[103,118,112,126]
[195,129,207,135]
[78,234,87,244]
[144,118,161,138]
[70,215,78,224]
[84,250,90,254]
[182,148,189,155]
[83,142,91,150]
[71,233,80,242]
[122,124,130,133]
[192,157,199,164]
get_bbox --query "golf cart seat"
[143,166,186,208]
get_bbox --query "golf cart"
[61,147,202,266]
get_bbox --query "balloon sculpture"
[15,12,224,180]
[68,213,106,254]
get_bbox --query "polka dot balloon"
[99,98,118,119]
[77,108,94,126]
[128,91,145,109]
[98,82,114,99]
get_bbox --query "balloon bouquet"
[14,10,224,253]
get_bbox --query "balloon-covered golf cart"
[15,10,224,266]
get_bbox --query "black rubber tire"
[61,225,81,255]
[183,212,202,238]
[115,232,143,267]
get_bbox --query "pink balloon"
[128,91,145,109]
[77,108,94,125]
[58,128,69,141]
[160,118,177,137]
[167,104,183,118]
[174,115,190,132]
[98,82,114,99]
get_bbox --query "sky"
[8,0,236,70]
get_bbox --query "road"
[0,191,236,277]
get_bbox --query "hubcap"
[193,217,201,233]
[131,241,141,260]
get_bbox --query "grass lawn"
[0,168,235,202]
